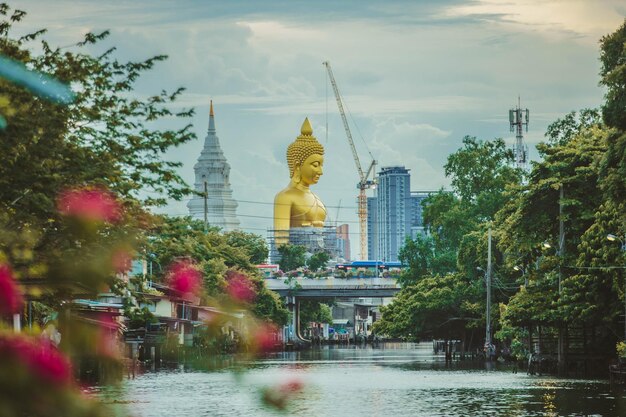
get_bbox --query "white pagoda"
[187,101,240,231]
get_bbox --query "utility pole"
[607,234,626,341]
[486,225,492,351]
[203,180,208,233]
[558,184,566,374]
[558,185,565,294]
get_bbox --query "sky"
[14,0,626,248]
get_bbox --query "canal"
[95,343,626,416]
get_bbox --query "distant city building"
[187,101,240,231]
[336,224,351,261]
[374,166,412,262]
[367,196,379,261]
[367,166,436,262]
[409,191,432,239]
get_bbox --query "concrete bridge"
[265,276,400,298]
[265,276,400,344]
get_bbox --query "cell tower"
[509,96,529,170]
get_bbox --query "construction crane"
[323,61,377,260]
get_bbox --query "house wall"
[154,299,173,317]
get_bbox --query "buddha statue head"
[286,118,325,186]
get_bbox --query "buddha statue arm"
[274,192,291,246]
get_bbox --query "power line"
[154,192,442,211]
[164,211,427,229]
[564,265,626,270]
[162,212,384,237]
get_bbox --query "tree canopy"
[376,20,626,359]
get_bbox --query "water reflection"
[95,343,626,417]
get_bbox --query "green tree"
[0,5,198,413]
[277,244,306,272]
[299,300,333,332]
[396,234,456,285]
[306,251,329,272]
[252,288,290,326]
[597,19,626,229]
[225,230,269,265]
[444,136,521,220]
[145,216,288,324]
[599,19,626,131]
[494,110,612,353]
[379,136,521,344]
[0,6,195,304]
[374,273,483,342]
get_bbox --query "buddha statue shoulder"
[274,118,327,245]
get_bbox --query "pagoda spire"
[187,99,240,231]
[208,100,216,132]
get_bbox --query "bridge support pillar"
[284,296,309,346]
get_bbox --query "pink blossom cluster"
[0,264,23,315]
[251,322,279,353]
[166,260,202,296]
[261,378,305,410]
[57,187,122,223]
[0,334,72,385]
[226,271,256,303]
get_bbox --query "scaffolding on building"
[268,227,340,265]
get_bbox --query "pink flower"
[226,271,256,303]
[57,187,122,223]
[0,335,72,385]
[279,379,304,394]
[252,322,278,353]
[167,260,202,296]
[261,377,305,410]
[25,340,73,384]
[0,264,23,315]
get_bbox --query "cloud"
[444,0,625,43]
[369,118,451,190]
[13,0,616,240]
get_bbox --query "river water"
[95,343,626,416]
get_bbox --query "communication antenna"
[509,96,529,170]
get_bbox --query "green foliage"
[124,305,157,330]
[422,190,472,252]
[225,230,269,265]
[252,288,290,326]
[0,5,195,305]
[375,272,483,340]
[146,216,252,294]
[0,12,194,221]
[545,109,601,146]
[385,135,521,342]
[497,115,609,328]
[277,244,306,272]
[299,300,333,330]
[599,18,626,130]
[145,216,288,325]
[306,251,329,272]
[597,19,626,215]
[398,234,433,284]
[444,136,521,220]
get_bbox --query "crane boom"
[323,61,365,181]
[323,61,376,261]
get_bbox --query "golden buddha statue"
[274,118,327,245]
